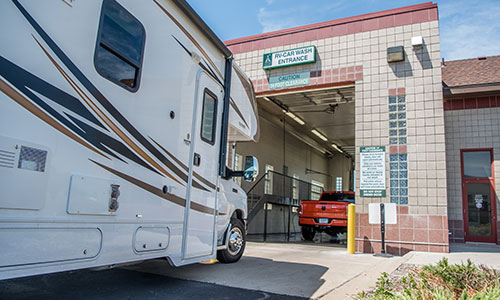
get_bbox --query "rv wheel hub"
[228,227,243,255]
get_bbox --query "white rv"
[0,0,259,280]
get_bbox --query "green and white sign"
[263,46,316,70]
[360,146,386,197]
[269,72,310,89]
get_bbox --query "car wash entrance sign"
[360,146,386,197]
[263,46,316,70]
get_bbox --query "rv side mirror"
[243,156,259,182]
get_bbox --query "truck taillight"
[298,204,303,215]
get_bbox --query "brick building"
[224,2,499,253]
[443,55,500,245]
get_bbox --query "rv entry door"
[183,71,223,259]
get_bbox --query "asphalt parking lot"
[0,267,306,300]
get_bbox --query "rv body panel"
[0,0,255,279]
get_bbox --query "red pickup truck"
[298,191,354,240]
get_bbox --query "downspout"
[219,57,233,177]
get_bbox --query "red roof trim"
[225,2,437,49]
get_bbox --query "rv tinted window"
[201,89,217,144]
[94,0,145,92]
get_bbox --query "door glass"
[467,183,492,237]
[463,151,492,178]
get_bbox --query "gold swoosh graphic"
[0,78,109,159]
[90,159,219,215]
[150,137,216,190]
[32,36,184,186]
[153,0,223,79]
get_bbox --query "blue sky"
[188,0,500,61]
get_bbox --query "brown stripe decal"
[32,36,185,186]
[90,159,219,215]
[0,78,109,159]
[154,0,223,79]
[150,137,216,190]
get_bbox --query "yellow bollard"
[347,203,355,254]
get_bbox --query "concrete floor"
[126,242,408,299]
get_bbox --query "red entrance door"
[461,149,497,243]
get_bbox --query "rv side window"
[200,89,217,145]
[94,0,145,92]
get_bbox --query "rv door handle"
[193,153,201,166]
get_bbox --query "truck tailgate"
[301,201,348,219]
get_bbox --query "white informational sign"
[368,203,397,224]
[263,46,316,69]
[360,146,386,197]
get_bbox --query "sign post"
[368,203,396,257]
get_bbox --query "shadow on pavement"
[0,267,307,300]
[127,255,329,299]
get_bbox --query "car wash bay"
[234,84,356,243]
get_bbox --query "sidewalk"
[404,243,500,269]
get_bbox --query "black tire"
[217,219,246,263]
[301,225,316,241]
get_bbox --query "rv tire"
[217,219,245,263]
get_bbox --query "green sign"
[360,146,386,197]
[269,72,310,89]
[263,46,316,70]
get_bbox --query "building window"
[388,95,407,145]
[311,180,324,200]
[388,93,408,205]
[233,154,243,186]
[264,164,274,194]
[292,174,299,200]
[94,0,146,92]
[200,89,218,144]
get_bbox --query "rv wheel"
[217,219,246,263]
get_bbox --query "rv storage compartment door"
[0,227,102,267]
[67,175,119,215]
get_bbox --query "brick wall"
[228,3,448,253]
[444,104,500,244]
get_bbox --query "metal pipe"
[347,204,356,254]
[218,58,233,177]
[263,202,268,242]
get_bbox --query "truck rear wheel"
[217,219,246,263]
[301,226,316,241]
